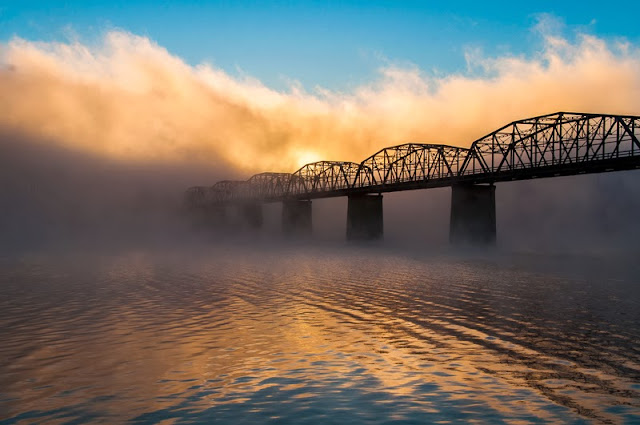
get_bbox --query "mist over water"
[0,129,233,252]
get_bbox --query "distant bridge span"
[186,112,640,243]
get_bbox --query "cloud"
[0,28,639,176]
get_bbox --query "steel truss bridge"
[186,112,640,207]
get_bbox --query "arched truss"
[359,143,469,187]
[246,172,293,200]
[289,161,370,195]
[460,112,640,176]
[195,112,640,203]
[208,180,247,203]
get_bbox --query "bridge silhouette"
[186,112,640,243]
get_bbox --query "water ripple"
[0,247,639,424]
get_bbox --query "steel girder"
[460,112,640,177]
[194,112,640,204]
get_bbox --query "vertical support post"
[282,200,312,236]
[241,203,263,229]
[449,184,496,245]
[347,194,383,241]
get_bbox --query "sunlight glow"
[294,150,322,169]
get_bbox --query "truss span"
[359,143,469,189]
[289,161,370,196]
[186,112,640,206]
[208,180,247,203]
[461,112,640,181]
[246,172,293,200]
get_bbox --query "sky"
[2,1,640,90]
[1,1,640,173]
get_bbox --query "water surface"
[1,245,639,424]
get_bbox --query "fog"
[1,25,640,255]
[0,129,237,252]
[255,174,640,255]
[2,125,640,256]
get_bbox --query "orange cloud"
[0,30,639,175]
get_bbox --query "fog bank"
[1,27,639,252]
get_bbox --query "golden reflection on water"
[0,248,639,424]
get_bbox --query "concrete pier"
[206,205,227,227]
[347,194,383,241]
[282,200,312,236]
[241,203,263,229]
[449,184,496,245]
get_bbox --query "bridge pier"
[282,200,312,236]
[449,184,496,245]
[240,202,263,229]
[187,205,208,229]
[206,204,227,226]
[347,194,383,241]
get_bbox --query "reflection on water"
[1,245,639,424]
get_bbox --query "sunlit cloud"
[1,27,639,175]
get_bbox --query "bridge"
[185,112,640,244]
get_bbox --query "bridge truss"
[186,112,640,207]
[461,112,640,182]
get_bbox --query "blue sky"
[2,0,640,90]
